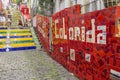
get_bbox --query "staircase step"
[0,28,37,52]
[10,35,32,38]
[10,33,32,36]
[0,46,36,52]
[0,36,7,38]
[10,43,35,47]
[0,45,6,48]
[9,46,36,51]
[11,40,34,44]
[10,29,30,32]
[10,38,33,41]
[0,39,6,42]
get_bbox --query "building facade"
[53,0,120,14]
[1,0,10,9]
[53,0,82,13]
[0,0,3,12]
[30,0,38,17]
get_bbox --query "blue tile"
[10,35,32,38]
[9,46,36,51]
[0,48,7,52]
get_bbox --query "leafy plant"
[16,0,22,5]
[38,0,54,16]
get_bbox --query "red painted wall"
[52,5,120,80]
[36,14,50,53]
[36,5,120,80]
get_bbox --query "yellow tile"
[0,45,5,48]
[10,43,35,47]
[10,33,31,36]
[10,38,33,41]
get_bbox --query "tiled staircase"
[30,27,42,50]
[0,28,36,52]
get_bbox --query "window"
[82,0,120,13]
[83,0,98,13]
[104,0,120,8]
[70,0,77,6]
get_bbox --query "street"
[0,50,79,80]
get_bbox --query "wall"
[52,5,120,80]
[53,0,78,13]
[36,5,120,80]
[53,0,106,14]
[36,14,50,53]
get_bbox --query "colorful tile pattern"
[36,14,50,53]
[36,5,120,80]
[52,6,120,80]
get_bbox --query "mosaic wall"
[36,14,50,53]
[36,5,120,80]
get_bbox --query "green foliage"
[38,0,54,16]
[16,0,22,5]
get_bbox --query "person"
[7,18,11,28]
[18,20,23,28]
[24,19,28,28]
[0,14,2,27]
[7,11,12,19]
[7,11,12,28]
[1,14,6,27]
[24,23,28,28]
[2,14,6,27]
